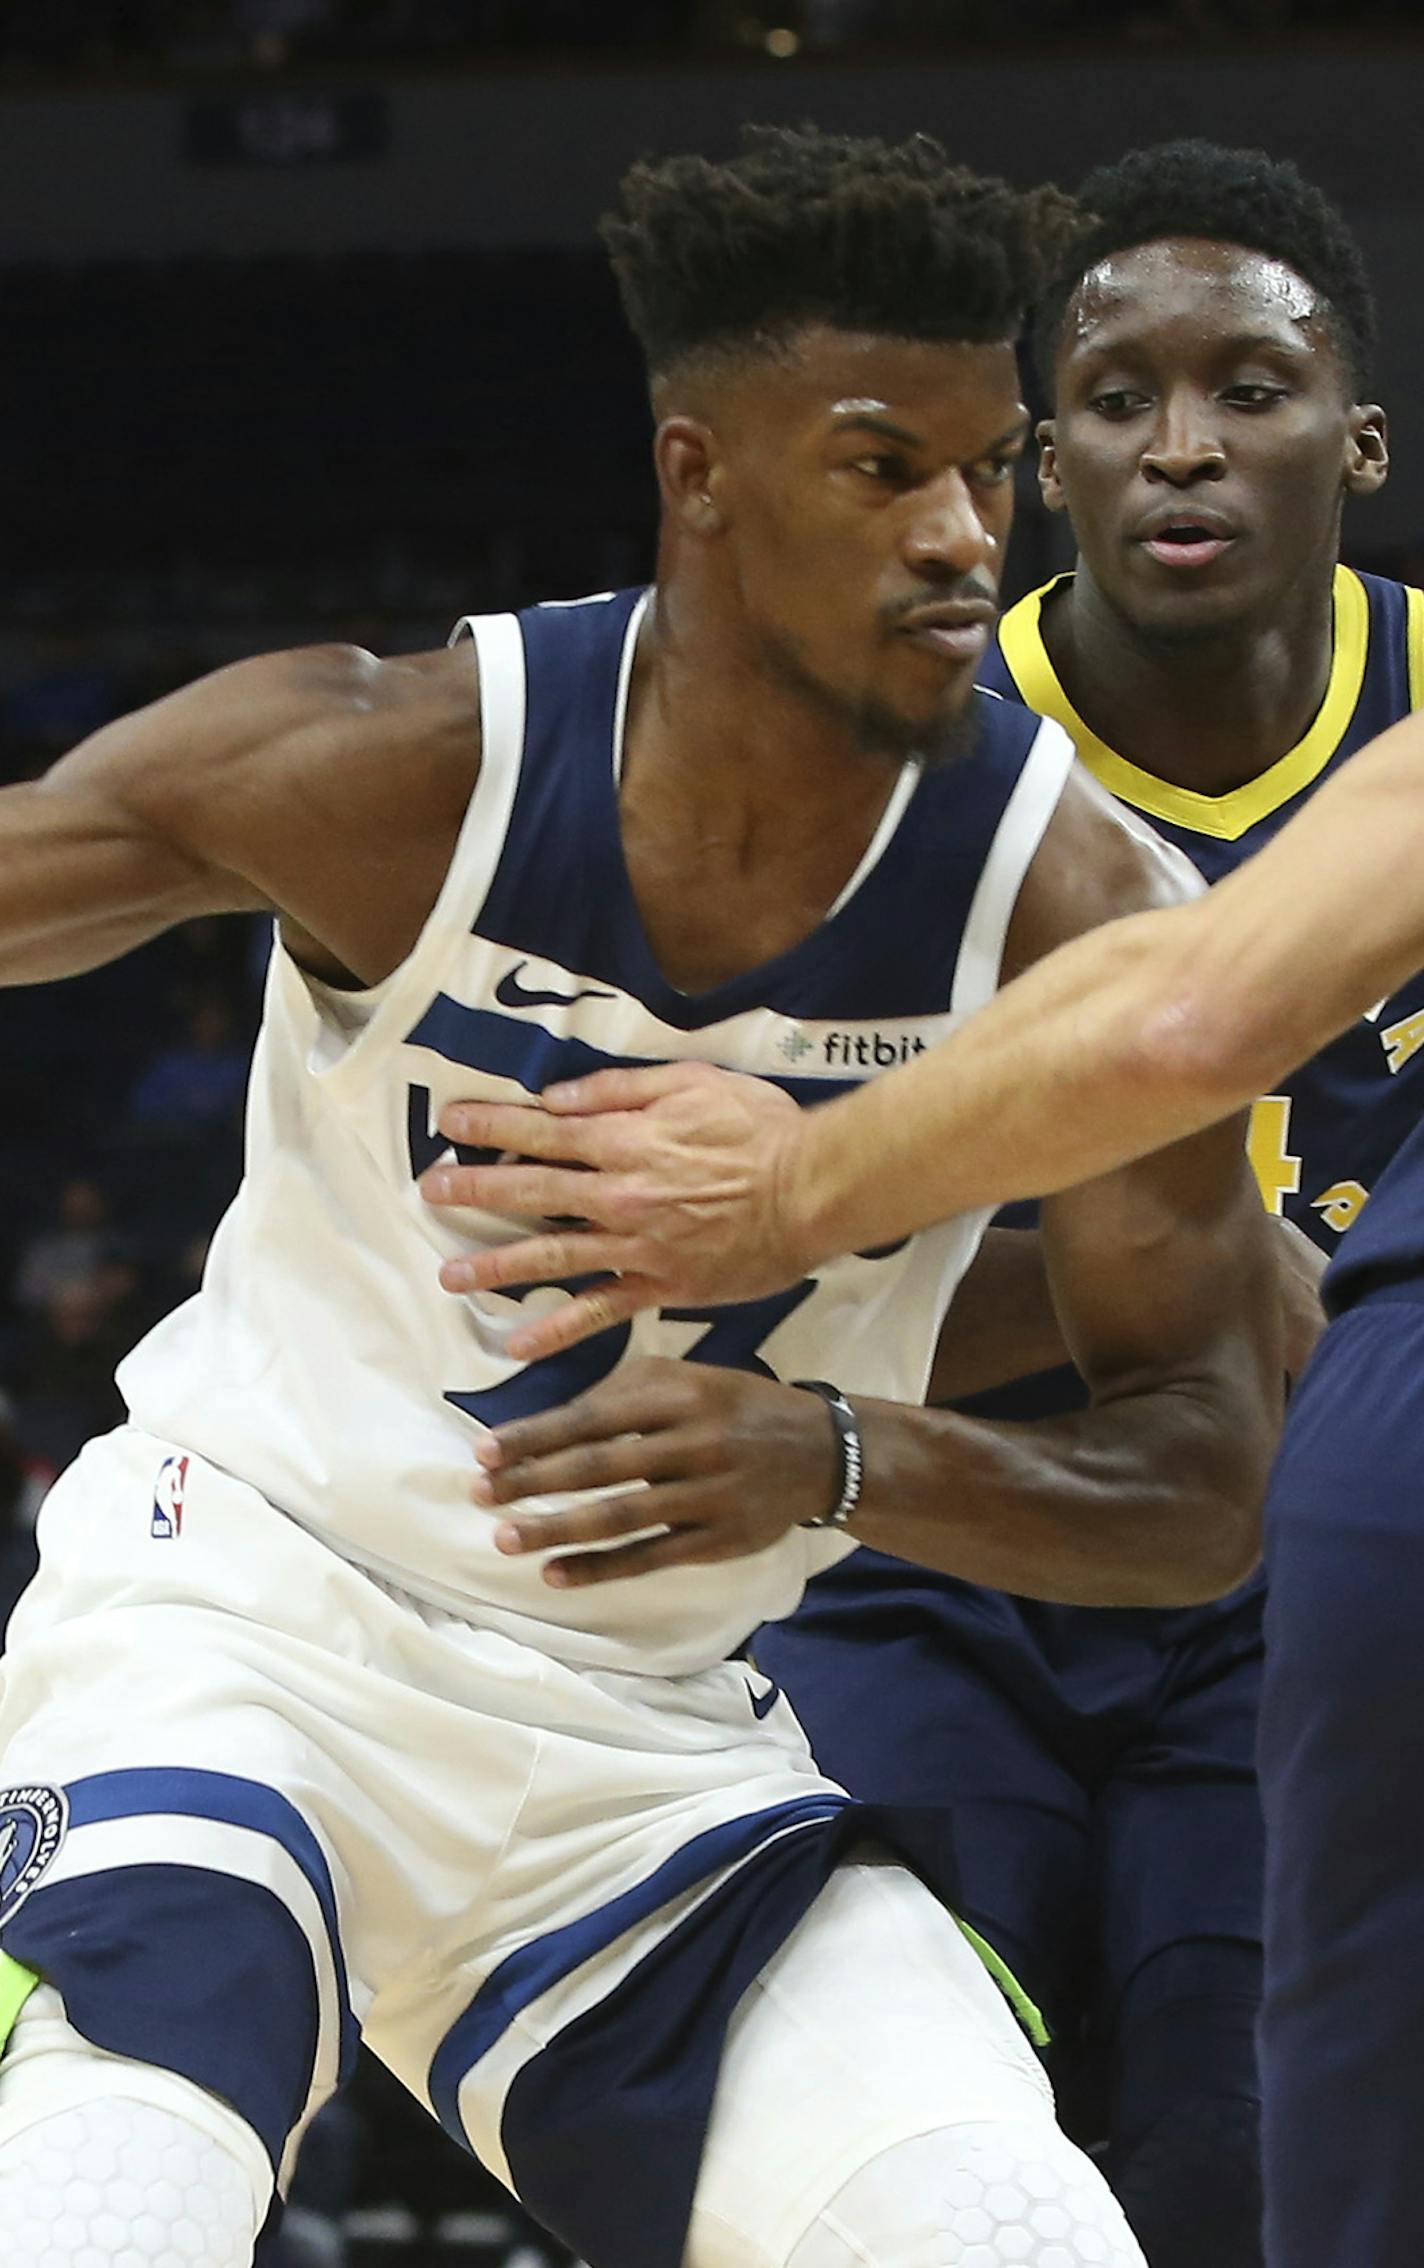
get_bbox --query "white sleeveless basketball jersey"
[117,590,1075,1675]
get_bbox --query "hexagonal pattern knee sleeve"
[789,2120,1146,2268]
[0,2096,262,2267]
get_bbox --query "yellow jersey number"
[1247,1095,1369,1233]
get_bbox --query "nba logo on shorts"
[0,1785,68,1925]
[152,1453,189,1539]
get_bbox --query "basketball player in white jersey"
[0,128,1278,2268]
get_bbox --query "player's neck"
[627,580,906,819]
[1043,565,1338,797]
[613,583,911,994]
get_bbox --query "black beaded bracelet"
[791,1378,865,1531]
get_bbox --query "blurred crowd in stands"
[0,0,1417,80]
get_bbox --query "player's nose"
[901,467,998,578]
[1140,392,1228,486]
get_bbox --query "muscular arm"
[787,704,1424,1258]
[925,1226,1065,1403]
[818,775,1277,1602]
[844,1112,1276,1603]
[0,642,480,990]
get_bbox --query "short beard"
[756,622,980,771]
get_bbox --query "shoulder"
[1003,758,1203,982]
[207,638,479,740]
[73,640,481,813]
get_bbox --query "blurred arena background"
[0,2,1419,2260]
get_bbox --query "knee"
[0,1985,272,2267]
[790,2121,1146,2268]
[1112,2095,1262,2268]
[0,2095,266,2267]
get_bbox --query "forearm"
[789,709,1424,1265]
[790,904,1218,1263]
[848,1386,1265,1607]
[0,777,234,984]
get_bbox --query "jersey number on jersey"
[444,1280,818,1433]
[1248,1094,1369,1234]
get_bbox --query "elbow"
[1133,972,1287,1127]
[1139,1424,1269,1604]
[1156,1493,1263,1605]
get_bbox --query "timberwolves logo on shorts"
[151,1453,189,1539]
[0,1785,67,1926]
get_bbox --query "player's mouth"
[1134,509,1239,571]
[896,600,995,662]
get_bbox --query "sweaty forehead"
[1066,237,1322,356]
[761,325,1018,407]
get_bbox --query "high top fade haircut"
[601,123,1084,387]
[1032,139,1376,400]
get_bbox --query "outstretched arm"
[427,705,1424,1340]
[0,642,480,990]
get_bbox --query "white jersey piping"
[951,715,1077,1015]
[287,612,527,1102]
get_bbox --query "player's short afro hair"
[1032,139,1375,396]
[601,123,1084,381]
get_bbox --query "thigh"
[1258,1302,1424,2268]
[689,1850,1142,2268]
[0,1428,538,2185]
[757,1558,1094,2030]
[1095,1573,1265,2024]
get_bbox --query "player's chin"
[1121,567,1256,642]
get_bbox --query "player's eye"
[1087,389,1149,418]
[1222,383,1290,408]
[967,454,1018,488]
[847,454,913,486]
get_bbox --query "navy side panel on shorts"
[0,1766,356,2170]
[492,1800,970,2268]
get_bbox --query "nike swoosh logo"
[494,961,617,1011]
[748,1677,781,1721]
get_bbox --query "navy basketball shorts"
[756,1553,1265,2055]
[1258,1289,1424,2268]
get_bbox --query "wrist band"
[791,1378,864,1531]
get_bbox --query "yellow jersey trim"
[1406,584,1424,713]
[996,564,1370,842]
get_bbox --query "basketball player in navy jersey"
[0,126,1300,2268]
[424,165,1424,2268]
[435,141,1409,2267]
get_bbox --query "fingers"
[439,1231,636,1295]
[433,1097,662,1170]
[435,1102,630,1166]
[540,1524,731,1589]
[505,1277,662,1360]
[493,1490,667,1560]
[539,1063,719,1114]
[422,1160,630,1224]
[477,1419,717,1507]
[473,1365,676,1468]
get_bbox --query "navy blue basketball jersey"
[982,566,1424,1253]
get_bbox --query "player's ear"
[1036,419,1066,513]
[1344,404,1389,499]
[654,417,728,535]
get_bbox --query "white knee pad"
[0,1984,271,2267]
[787,2122,1147,2268]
